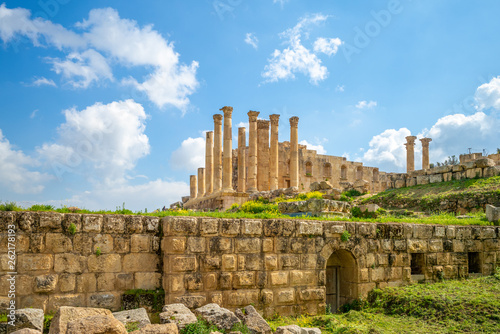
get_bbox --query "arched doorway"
[326,249,358,312]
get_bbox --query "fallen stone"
[66,315,127,334]
[6,308,44,333]
[195,303,240,330]
[474,158,495,168]
[10,329,41,334]
[49,306,113,334]
[235,305,271,334]
[131,323,178,333]
[319,180,333,190]
[170,201,183,209]
[309,182,321,192]
[113,308,151,329]
[357,204,380,213]
[486,204,500,225]
[275,325,321,334]
[160,303,197,329]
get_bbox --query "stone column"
[190,175,197,199]
[221,106,234,192]
[197,168,205,197]
[257,120,270,191]
[205,131,213,195]
[405,136,417,173]
[213,114,223,192]
[290,116,299,188]
[247,111,260,193]
[420,138,432,170]
[238,127,246,193]
[269,114,280,191]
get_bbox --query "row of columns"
[405,136,432,173]
[189,108,300,200]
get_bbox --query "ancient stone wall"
[0,212,162,313]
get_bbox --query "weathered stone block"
[280,254,300,269]
[271,271,289,286]
[204,273,217,290]
[200,218,218,235]
[54,254,87,273]
[114,236,130,254]
[88,292,120,310]
[429,174,443,183]
[39,212,63,232]
[298,221,322,236]
[265,255,278,270]
[187,237,206,253]
[88,254,122,272]
[175,295,206,309]
[73,234,93,255]
[47,294,85,311]
[277,289,295,304]
[208,237,232,254]
[242,220,263,236]
[221,219,240,236]
[76,273,96,293]
[171,255,197,272]
[234,271,255,287]
[126,216,144,234]
[93,234,114,254]
[429,239,443,252]
[18,254,53,273]
[59,274,76,293]
[407,240,427,253]
[144,216,160,233]
[299,287,325,301]
[96,273,115,292]
[34,274,58,293]
[290,270,315,285]
[416,175,429,185]
[393,239,407,251]
[115,273,134,290]
[134,272,161,290]
[103,215,125,233]
[82,214,103,233]
[130,235,150,253]
[236,238,261,253]
[123,253,158,272]
[413,225,433,239]
[370,267,385,282]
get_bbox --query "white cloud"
[171,136,206,171]
[31,77,56,87]
[475,76,500,111]
[313,37,343,56]
[245,33,258,49]
[300,140,326,154]
[0,129,52,194]
[355,100,377,109]
[0,5,199,110]
[263,14,341,84]
[37,99,150,185]
[362,128,412,172]
[49,49,113,88]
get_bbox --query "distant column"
[238,127,246,193]
[197,168,205,197]
[420,138,432,170]
[290,116,299,188]
[205,131,213,195]
[405,136,417,173]
[213,114,223,192]
[221,106,234,192]
[257,120,270,191]
[190,175,197,199]
[269,114,280,191]
[247,110,260,193]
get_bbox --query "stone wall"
[0,212,162,313]
[1,212,499,317]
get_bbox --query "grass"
[267,271,500,333]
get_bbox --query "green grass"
[267,272,500,333]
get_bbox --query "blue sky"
[1,0,500,211]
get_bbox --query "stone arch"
[320,242,360,312]
[305,161,313,176]
[356,166,363,180]
[340,165,347,179]
[323,162,332,178]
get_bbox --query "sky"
[1,0,500,211]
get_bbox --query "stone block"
[82,214,103,233]
[126,216,144,234]
[486,205,500,224]
[377,254,388,266]
[174,295,206,309]
[271,271,289,286]
[15,275,34,296]
[171,255,197,272]
[187,237,206,253]
[123,253,159,272]
[164,237,186,254]
[221,254,237,271]
[73,234,93,255]
[265,255,278,270]
[429,174,443,183]
[358,223,377,238]
[220,272,232,289]
[263,220,283,237]
[370,267,385,282]
[54,254,87,273]
[234,271,255,287]
[236,238,261,253]
[88,254,122,272]
[96,273,115,292]
[34,274,58,293]
[277,289,295,304]
[407,240,427,253]
[39,212,63,232]
[297,221,322,236]
[416,175,429,185]
[413,225,433,239]
[323,222,345,237]
[290,270,315,285]
[103,215,125,233]
[280,254,300,269]
[59,274,76,293]
[88,292,120,310]
[76,273,96,293]
[208,237,232,253]
[481,227,496,239]
[443,172,453,182]
[114,236,130,253]
[299,288,325,301]
[221,219,240,236]
[200,218,218,235]
[93,234,114,254]
[358,283,376,299]
[429,239,443,252]
[130,235,151,253]
[18,254,53,273]
[466,167,482,179]
[393,239,407,251]
[242,220,263,236]
[47,294,85,311]
[484,166,500,177]
[202,255,221,271]
[144,216,160,233]
[204,273,218,290]
[115,273,134,291]
[360,268,369,282]
[134,272,161,290]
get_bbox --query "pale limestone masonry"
[420,138,432,170]
[269,114,280,191]
[2,212,498,316]
[405,136,417,173]
[205,131,214,196]
[213,114,223,192]
[198,168,205,198]
[247,111,260,193]
[189,175,197,200]
[257,120,270,192]
[238,127,246,193]
[289,117,299,189]
[222,106,234,193]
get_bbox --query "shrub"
[351,206,362,218]
[341,230,351,242]
[28,204,55,211]
[0,201,21,211]
[95,247,102,257]
[68,223,77,235]
[181,318,219,334]
[343,189,362,197]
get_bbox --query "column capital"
[405,135,417,147]
[289,116,299,128]
[213,114,223,124]
[248,110,260,122]
[269,114,280,126]
[238,127,246,134]
[220,106,233,117]
[420,137,432,146]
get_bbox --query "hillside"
[362,176,500,213]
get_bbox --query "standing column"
[420,138,432,170]
[257,120,270,191]
[247,110,260,193]
[269,114,280,191]
[213,114,223,192]
[190,175,197,199]
[221,106,234,192]
[290,116,299,188]
[197,168,205,197]
[238,127,246,193]
[205,131,213,195]
[405,136,417,173]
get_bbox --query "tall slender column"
[405,136,417,173]
[257,120,270,191]
[197,168,205,197]
[269,114,280,191]
[190,175,197,199]
[238,127,246,193]
[420,138,432,170]
[213,114,223,192]
[290,116,299,188]
[205,131,213,195]
[247,111,260,193]
[221,106,234,192]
